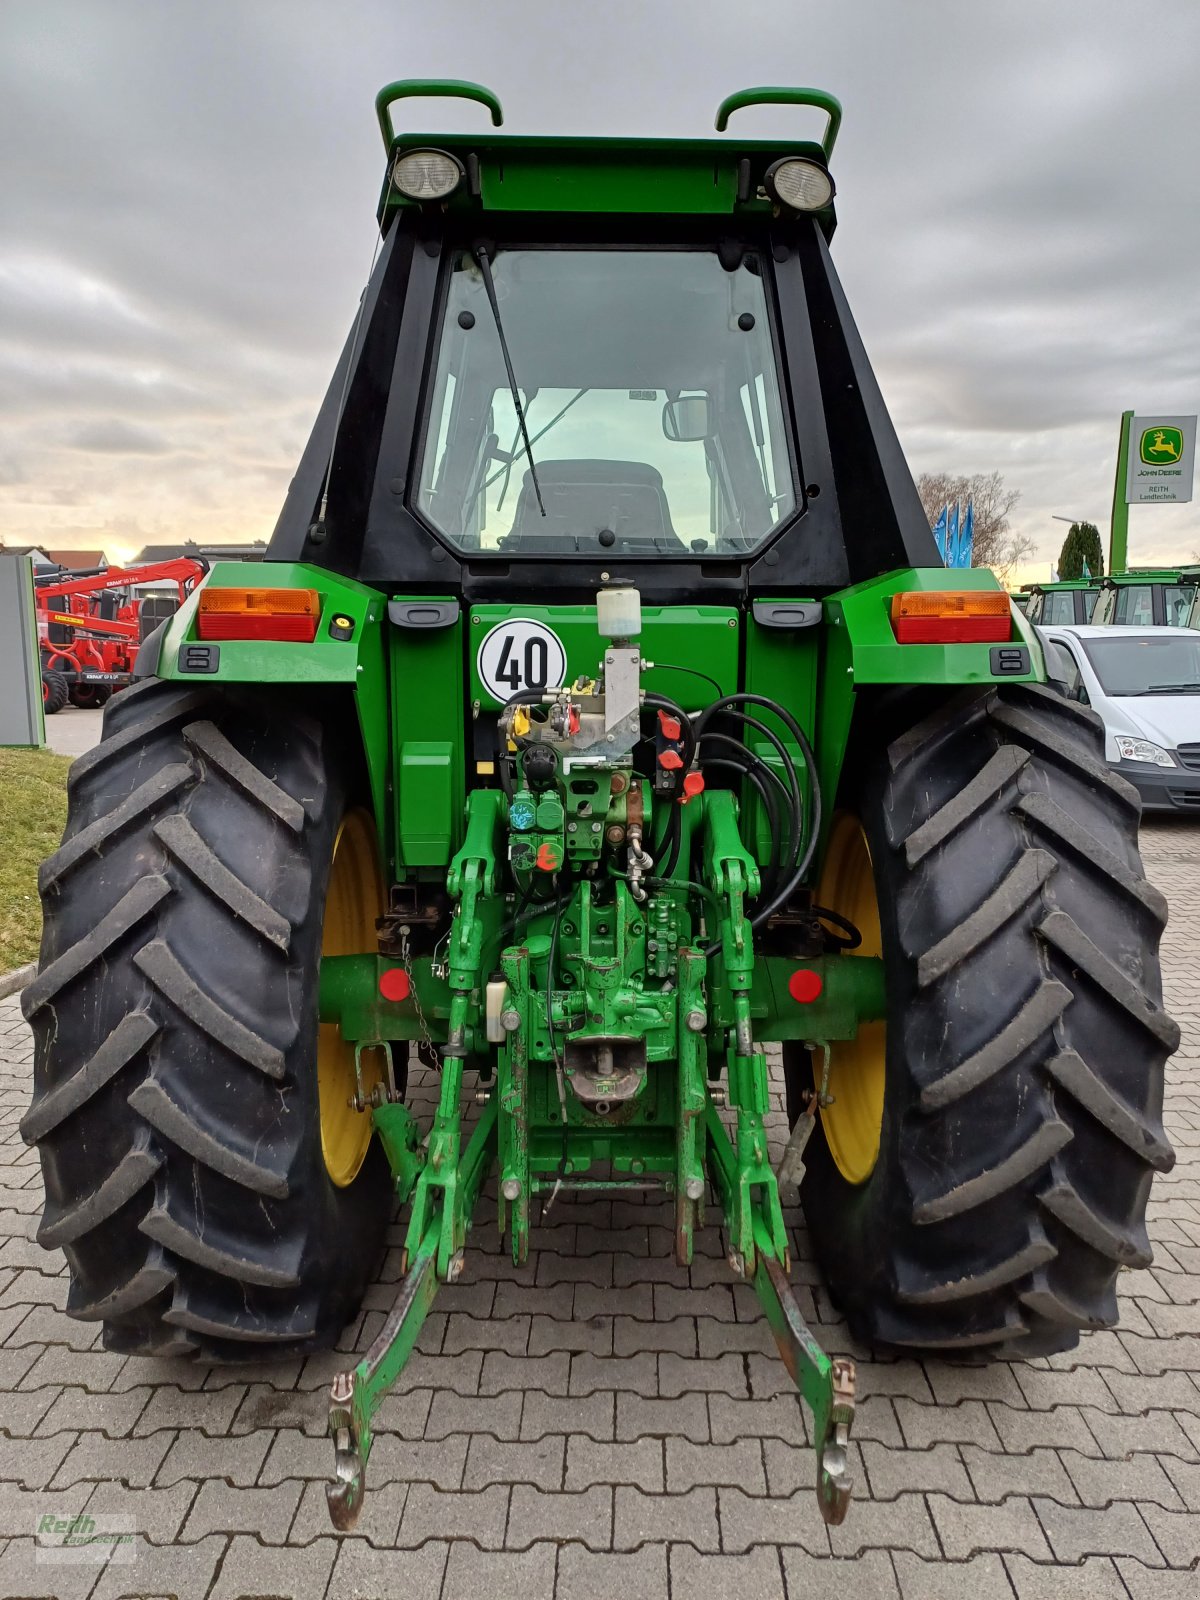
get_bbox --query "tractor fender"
[133,620,168,679]
[816,566,1046,829]
[154,561,392,870]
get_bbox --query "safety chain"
[398,925,436,1062]
[777,1042,834,1189]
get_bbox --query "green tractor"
[1022,578,1101,626]
[22,81,1177,1531]
[1090,567,1200,628]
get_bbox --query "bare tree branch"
[916,470,1024,579]
[992,532,1036,586]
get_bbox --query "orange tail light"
[197,587,321,642]
[890,590,1012,644]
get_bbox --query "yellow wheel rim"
[318,810,385,1187]
[817,813,886,1185]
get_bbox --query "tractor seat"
[501,459,685,553]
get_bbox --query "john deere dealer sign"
[1127,415,1196,503]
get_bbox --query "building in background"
[0,544,53,569]
[132,541,267,565]
[42,548,109,571]
[2,544,109,572]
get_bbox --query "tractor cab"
[267,80,949,602]
[1091,567,1199,628]
[1022,578,1101,626]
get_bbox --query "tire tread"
[24,679,389,1357]
[799,680,1176,1358]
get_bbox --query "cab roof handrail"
[376,78,503,151]
[714,86,842,158]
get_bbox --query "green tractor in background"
[1022,577,1101,626]
[22,81,1177,1530]
[1090,567,1200,628]
[1025,568,1200,630]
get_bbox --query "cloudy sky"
[2,0,1198,579]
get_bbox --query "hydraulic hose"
[694,693,823,932]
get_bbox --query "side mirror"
[662,394,712,442]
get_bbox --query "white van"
[1038,624,1200,814]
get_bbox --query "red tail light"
[890,590,1012,644]
[197,587,321,642]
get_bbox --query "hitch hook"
[817,1358,856,1525]
[326,1371,365,1531]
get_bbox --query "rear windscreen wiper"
[473,245,545,517]
[485,389,590,498]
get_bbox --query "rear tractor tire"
[789,681,1177,1357]
[21,678,393,1358]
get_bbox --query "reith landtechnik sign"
[1126,415,1196,503]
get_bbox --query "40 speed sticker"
[476,617,567,704]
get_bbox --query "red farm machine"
[35,558,207,713]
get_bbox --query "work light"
[392,148,464,201]
[765,157,835,212]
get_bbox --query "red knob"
[658,749,684,771]
[379,967,411,1003]
[788,968,823,1004]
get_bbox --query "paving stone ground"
[1,817,1197,1598]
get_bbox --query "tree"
[990,531,1036,587]
[1057,521,1104,581]
[916,470,1023,575]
